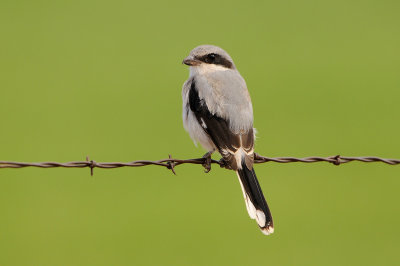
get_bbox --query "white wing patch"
[200,118,207,128]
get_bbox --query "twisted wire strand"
[0,154,399,175]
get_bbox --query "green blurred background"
[1,0,399,265]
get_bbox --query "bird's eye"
[207,53,217,62]
[200,53,220,64]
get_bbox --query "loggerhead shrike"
[182,45,274,235]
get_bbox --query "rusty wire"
[0,154,398,176]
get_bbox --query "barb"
[0,154,399,175]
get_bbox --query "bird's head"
[182,45,236,72]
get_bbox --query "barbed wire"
[0,154,399,176]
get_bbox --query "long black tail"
[236,162,274,235]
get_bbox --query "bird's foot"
[202,151,213,173]
[218,158,231,170]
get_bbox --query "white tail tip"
[261,225,274,235]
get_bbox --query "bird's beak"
[182,56,201,66]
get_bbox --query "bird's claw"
[202,151,212,173]
[218,158,231,170]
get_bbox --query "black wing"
[188,80,254,170]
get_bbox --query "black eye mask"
[197,53,233,69]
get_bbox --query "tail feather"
[236,163,274,235]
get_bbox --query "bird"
[181,45,274,235]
